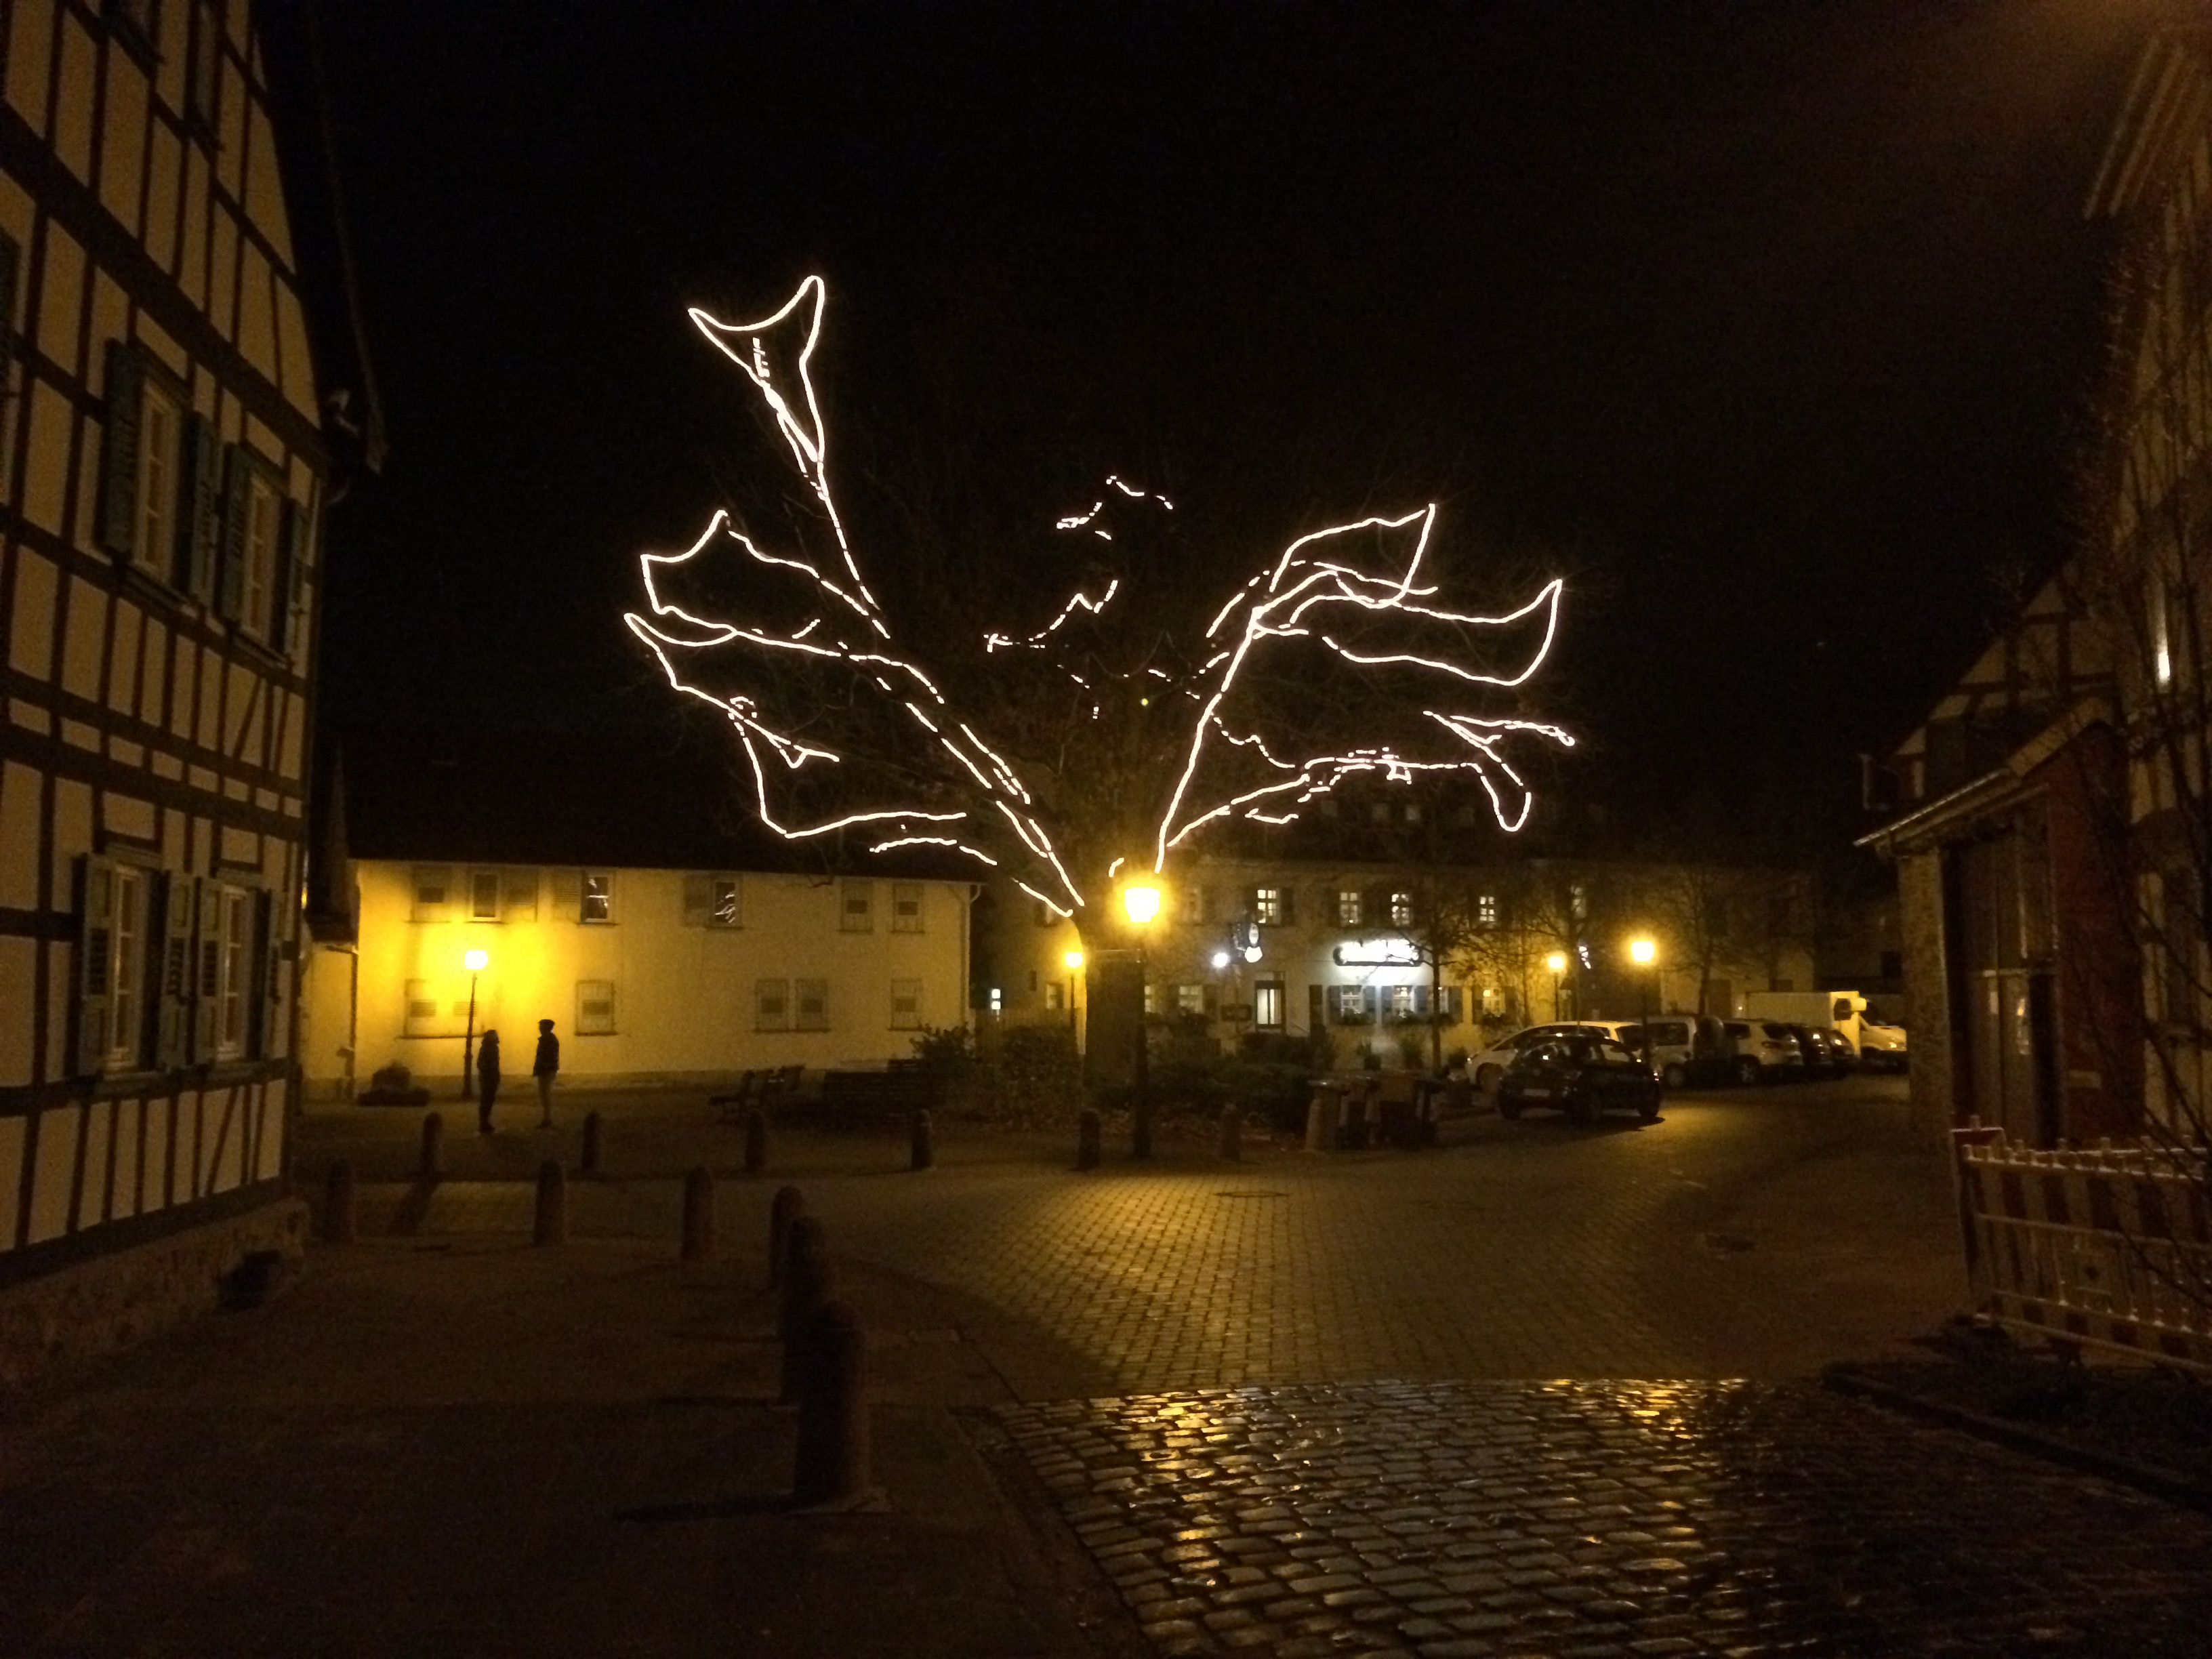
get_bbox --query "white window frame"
[1254,886,1287,926]
[576,979,617,1036]
[239,468,282,640]
[1335,888,1363,927]
[133,375,183,579]
[1389,890,1414,928]
[890,881,924,933]
[216,884,250,1058]
[890,977,924,1029]
[1254,979,1285,1030]
[103,864,147,1068]
[840,879,873,933]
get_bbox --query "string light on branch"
[623,275,1572,920]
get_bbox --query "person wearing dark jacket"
[533,1019,560,1128]
[475,1029,501,1133]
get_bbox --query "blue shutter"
[100,346,144,558]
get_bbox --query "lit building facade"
[0,1,375,1374]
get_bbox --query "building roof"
[335,724,972,878]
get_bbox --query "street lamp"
[462,947,489,1100]
[1629,937,1656,1077]
[1122,877,1162,1158]
[1063,948,1084,1037]
[1546,950,1567,1022]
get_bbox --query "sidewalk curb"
[1822,1362,2212,1517]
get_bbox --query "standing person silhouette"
[475,1029,501,1134]
[533,1018,560,1128]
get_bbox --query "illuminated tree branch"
[624,276,1574,931]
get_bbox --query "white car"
[1467,1021,1642,1092]
[1856,1019,1908,1072]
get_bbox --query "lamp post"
[1063,948,1084,1038]
[461,947,489,1100]
[1122,877,1162,1158]
[1629,937,1656,1077]
[1546,951,1567,1023]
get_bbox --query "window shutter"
[270,497,307,654]
[156,873,195,1068]
[190,881,222,1062]
[216,445,248,620]
[1362,985,1380,1018]
[681,873,712,926]
[76,857,113,1076]
[1281,886,1297,926]
[180,413,221,596]
[100,344,144,558]
[249,890,276,1058]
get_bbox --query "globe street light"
[1122,878,1162,1158]
[1629,937,1656,1078]
[462,947,489,1100]
[1546,950,1567,1022]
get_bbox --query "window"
[890,978,924,1029]
[404,978,438,1037]
[1178,886,1206,925]
[1331,984,1372,1023]
[1404,802,1422,824]
[1386,983,1418,1019]
[683,873,741,927]
[1335,888,1363,926]
[1370,802,1392,823]
[1389,890,1414,928]
[1042,982,1065,1012]
[236,465,282,640]
[469,869,501,921]
[1142,981,1160,1017]
[1477,893,1498,930]
[576,979,617,1036]
[840,879,873,932]
[580,872,613,923]
[795,978,830,1031]
[134,380,182,577]
[890,882,924,933]
[1175,983,1208,1015]
[502,868,540,921]
[411,867,451,922]
[755,979,790,1031]
[1254,979,1284,1030]
[215,885,250,1057]
[1254,886,1290,926]
[1570,882,1589,921]
[79,861,150,1071]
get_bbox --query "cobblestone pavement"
[996,1379,2212,1658]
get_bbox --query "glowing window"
[1389,890,1414,928]
[1176,983,1206,1015]
[1477,893,1498,929]
[580,873,613,924]
[1254,980,1285,1030]
[1335,889,1363,926]
[1254,886,1288,926]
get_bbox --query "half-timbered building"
[0,1,376,1380]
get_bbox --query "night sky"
[310,0,2175,831]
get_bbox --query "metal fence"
[1953,1122,2212,1376]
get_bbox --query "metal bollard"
[419,1111,444,1179]
[580,1110,603,1174]
[767,1185,805,1288]
[909,1109,935,1171]
[680,1165,715,1262]
[792,1298,872,1508]
[743,1108,768,1174]
[533,1159,567,1246]
[777,1217,838,1404]
[1306,1091,1339,1153]
[1077,1107,1102,1171]
[1132,1098,1154,1161]
[1218,1105,1242,1161]
[323,1160,356,1244]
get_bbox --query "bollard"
[1132,1098,1154,1161]
[419,1111,444,1179]
[777,1217,838,1404]
[1218,1105,1242,1161]
[1306,1090,1340,1153]
[792,1298,872,1508]
[323,1160,357,1244]
[909,1109,935,1172]
[743,1108,769,1174]
[580,1110,603,1174]
[680,1165,715,1262]
[1077,1107,1102,1171]
[533,1159,567,1246]
[767,1185,805,1289]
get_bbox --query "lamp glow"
[1629,937,1656,966]
[1122,882,1162,926]
[1211,949,1231,970]
[1063,949,1085,971]
[1546,951,1568,976]
[464,948,489,972]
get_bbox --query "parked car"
[1786,1023,1853,1079]
[1719,1019,1805,1084]
[1495,1036,1662,1124]
[1467,1021,1641,1092]
[1857,1019,1908,1072]
[1618,1015,1727,1088]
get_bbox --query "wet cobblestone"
[1001,1378,2212,1657]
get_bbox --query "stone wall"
[0,1198,308,1389]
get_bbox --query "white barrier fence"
[1954,1122,2212,1376]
